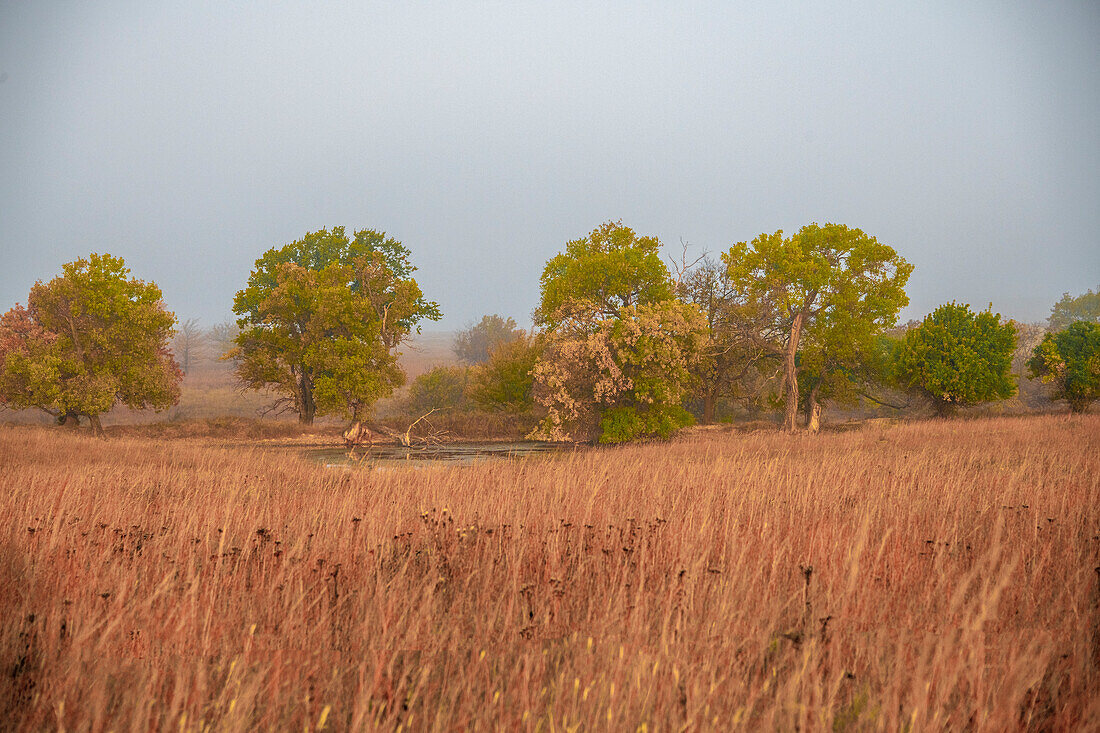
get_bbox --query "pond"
[304,441,582,467]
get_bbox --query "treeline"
[0,225,1097,440]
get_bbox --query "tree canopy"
[1028,320,1100,413]
[722,223,912,431]
[0,253,181,436]
[535,221,673,331]
[1048,287,1100,331]
[231,227,441,424]
[896,302,1017,415]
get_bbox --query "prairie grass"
[1,414,1097,730]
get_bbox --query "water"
[306,441,581,468]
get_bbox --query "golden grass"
[1,415,1097,730]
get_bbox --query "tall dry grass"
[1,415,1097,730]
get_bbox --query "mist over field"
[1,1,1098,331]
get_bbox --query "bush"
[407,366,469,413]
[466,337,541,413]
[1028,320,1100,413]
[895,303,1017,415]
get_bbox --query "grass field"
[2,415,1098,730]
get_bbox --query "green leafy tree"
[408,365,469,413]
[535,220,673,330]
[1028,321,1100,413]
[722,223,912,432]
[796,321,895,431]
[231,227,441,424]
[896,303,1017,416]
[1048,287,1100,331]
[530,301,706,443]
[0,253,181,436]
[466,335,541,412]
[530,222,705,442]
[453,314,525,364]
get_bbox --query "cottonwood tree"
[453,314,524,364]
[896,302,1017,415]
[0,254,181,436]
[231,227,441,424]
[1028,320,1100,413]
[796,326,901,431]
[722,223,912,432]
[1048,287,1100,331]
[530,221,706,442]
[534,220,672,330]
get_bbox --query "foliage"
[0,253,181,435]
[1048,287,1100,331]
[722,223,912,431]
[231,227,441,423]
[1028,320,1100,412]
[896,303,1017,415]
[453,314,525,364]
[408,365,469,413]
[466,335,541,412]
[530,301,706,443]
[535,221,673,331]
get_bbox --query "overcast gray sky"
[1,1,1097,331]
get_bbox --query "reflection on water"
[306,441,580,467]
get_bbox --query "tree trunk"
[702,392,716,425]
[89,414,106,439]
[807,382,823,434]
[298,374,316,425]
[783,311,805,433]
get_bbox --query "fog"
[1,1,1097,330]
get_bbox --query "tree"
[676,256,770,424]
[231,227,441,424]
[896,303,1017,416]
[466,335,542,412]
[722,223,913,432]
[208,321,240,362]
[0,253,181,436]
[1048,287,1100,331]
[408,365,469,413]
[172,318,206,374]
[530,301,706,443]
[1028,321,1100,413]
[796,323,896,432]
[529,222,705,442]
[535,220,673,330]
[453,314,525,364]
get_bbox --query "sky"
[1,1,1097,332]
